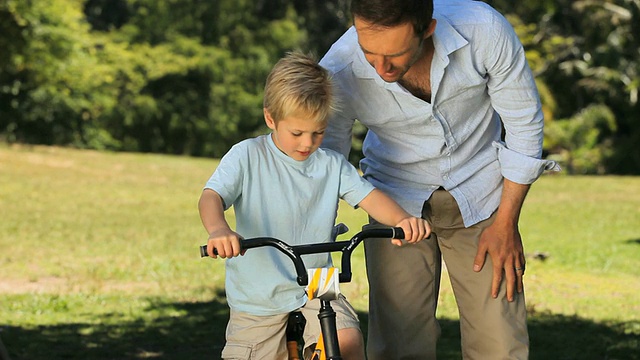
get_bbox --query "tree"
[2,0,639,172]
[0,0,119,148]
[1,0,308,157]
[489,0,640,174]
[551,0,640,173]
[545,104,617,174]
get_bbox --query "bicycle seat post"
[317,299,342,360]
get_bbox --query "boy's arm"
[358,189,431,245]
[198,189,242,258]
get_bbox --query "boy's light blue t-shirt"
[204,134,375,316]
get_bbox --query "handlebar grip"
[200,245,217,257]
[391,227,405,240]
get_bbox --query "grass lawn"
[1,144,639,359]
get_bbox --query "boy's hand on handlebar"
[393,217,431,246]
[207,228,243,259]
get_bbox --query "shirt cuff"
[493,141,561,184]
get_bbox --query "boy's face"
[264,109,327,161]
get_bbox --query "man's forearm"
[494,179,530,227]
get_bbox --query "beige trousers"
[221,295,360,359]
[365,189,529,359]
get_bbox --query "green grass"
[1,144,639,359]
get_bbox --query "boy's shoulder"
[233,134,268,148]
[216,136,271,173]
[226,135,269,156]
[315,146,351,165]
[313,148,363,179]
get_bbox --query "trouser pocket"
[221,343,252,360]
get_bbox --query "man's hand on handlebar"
[392,217,431,246]
[207,228,244,258]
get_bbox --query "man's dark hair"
[350,0,434,36]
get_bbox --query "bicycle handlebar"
[200,227,404,286]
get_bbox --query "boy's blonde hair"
[263,51,335,124]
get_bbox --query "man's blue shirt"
[320,0,558,226]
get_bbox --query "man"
[320,0,560,358]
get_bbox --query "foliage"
[489,0,640,173]
[1,0,640,172]
[0,0,306,157]
[0,0,116,148]
[544,104,617,174]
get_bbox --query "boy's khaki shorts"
[221,295,360,360]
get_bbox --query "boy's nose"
[301,134,314,147]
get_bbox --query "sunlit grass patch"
[1,144,638,359]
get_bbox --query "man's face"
[354,17,428,83]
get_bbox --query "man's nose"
[374,56,391,76]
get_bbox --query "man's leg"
[429,190,529,359]
[364,222,442,360]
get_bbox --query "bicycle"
[200,225,405,360]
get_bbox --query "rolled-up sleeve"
[493,141,560,184]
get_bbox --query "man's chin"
[380,75,401,83]
[379,71,407,83]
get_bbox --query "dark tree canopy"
[1,0,638,173]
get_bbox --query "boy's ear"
[264,108,276,130]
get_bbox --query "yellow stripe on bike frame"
[313,332,326,360]
[323,268,335,289]
[307,269,323,300]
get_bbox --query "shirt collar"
[431,14,468,64]
[265,133,316,169]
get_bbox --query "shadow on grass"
[1,289,231,360]
[624,238,640,245]
[359,311,638,360]
[2,294,638,360]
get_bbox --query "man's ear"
[264,108,276,130]
[423,19,437,39]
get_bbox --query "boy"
[198,52,431,360]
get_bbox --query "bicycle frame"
[200,226,405,360]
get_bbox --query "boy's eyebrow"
[290,126,327,133]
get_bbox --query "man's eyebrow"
[358,43,412,57]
